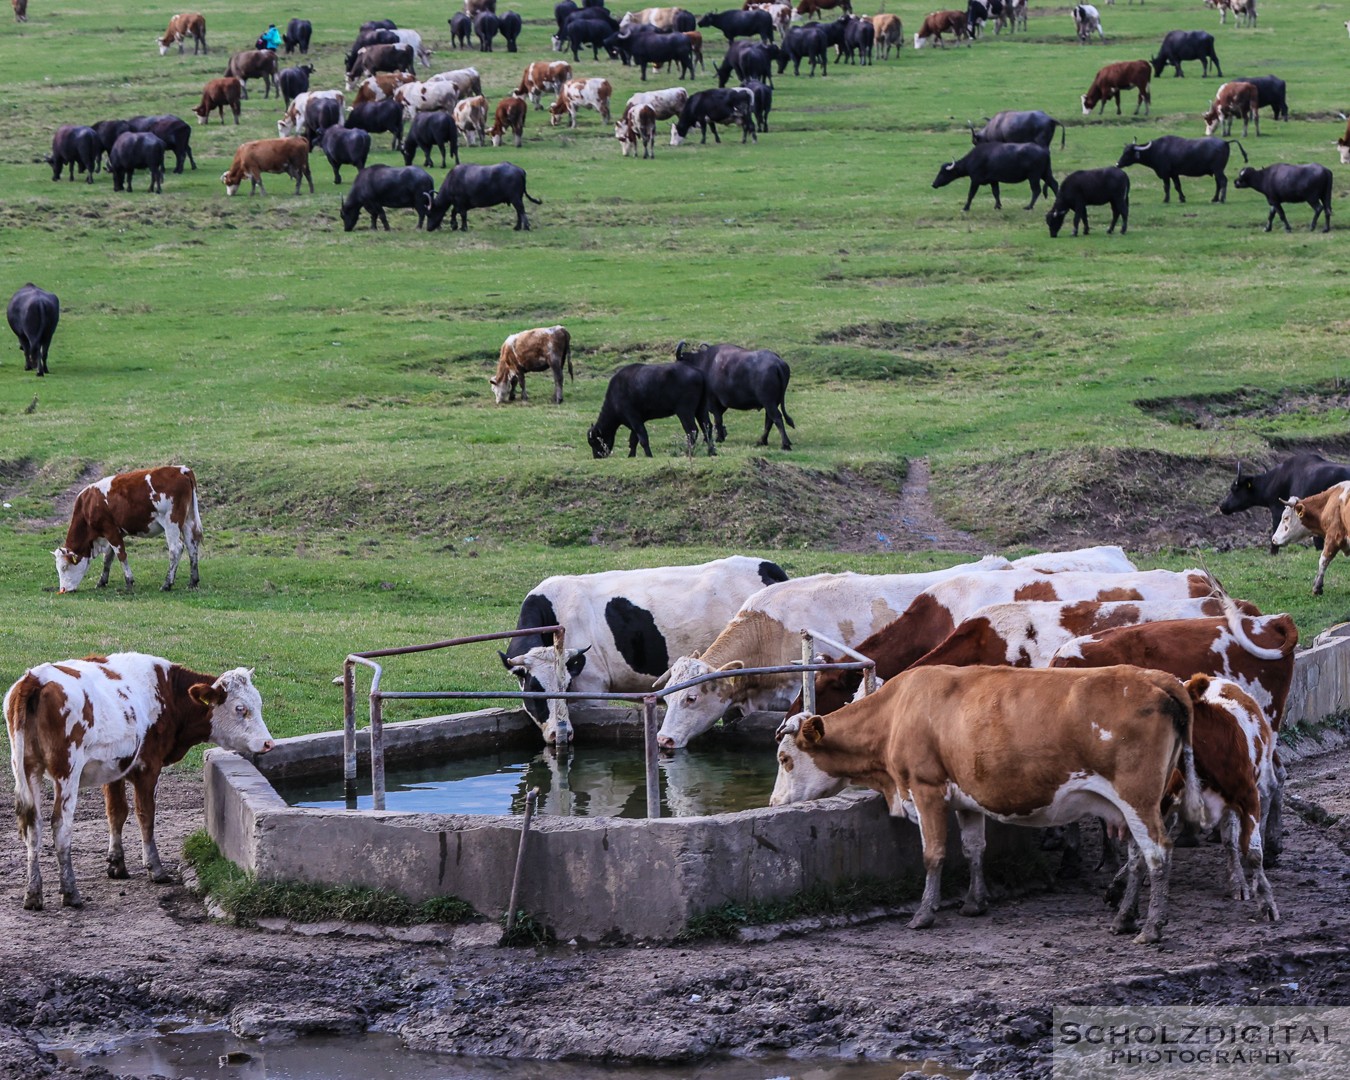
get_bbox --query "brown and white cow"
[346,44,416,90]
[914,10,968,48]
[158,12,207,55]
[621,7,691,30]
[490,95,528,147]
[626,87,689,121]
[1208,0,1257,27]
[224,49,279,99]
[221,137,313,196]
[746,2,793,39]
[5,653,273,910]
[869,13,903,59]
[13,0,28,24]
[549,78,613,127]
[1272,481,1350,594]
[394,79,460,121]
[465,0,497,13]
[515,61,573,109]
[1203,80,1260,138]
[453,95,488,146]
[615,102,658,157]
[54,466,202,593]
[772,664,1209,943]
[277,90,346,137]
[1337,117,1350,165]
[1082,59,1151,115]
[350,71,416,108]
[192,77,243,125]
[492,326,573,404]
[798,0,852,18]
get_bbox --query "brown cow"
[797,0,852,18]
[515,60,573,109]
[351,71,417,107]
[489,95,527,147]
[453,95,488,147]
[1082,59,1151,115]
[492,326,573,404]
[914,10,968,48]
[1337,117,1350,165]
[158,12,207,55]
[465,0,497,13]
[623,7,692,30]
[221,137,313,196]
[870,13,903,59]
[1272,481,1350,594]
[192,77,243,125]
[13,0,28,23]
[1203,80,1260,138]
[224,49,279,99]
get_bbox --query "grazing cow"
[796,0,851,16]
[515,60,574,107]
[278,90,345,138]
[776,25,829,76]
[393,80,460,121]
[320,126,370,183]
[91,120,131,171]
[771,665,1207,944]
[504,557,787,743]
[674,341,793,447]
[492,326,573,404]
[345,28,398,69]
[429,67,482,98]
[1152,30,1222,78]
[1045,167,1130,237]
[699,8,773,43]
[1073,4,1104,43]
[404,111,460,167]
[970,110,1065,149]
[46,125,100,183]
[671,87,756,144]
[126,115,195,175]
[6,284,58,377]
[474,11,499,51]
[500,10,523,51]
[1082,59,1151,115]
[346,44,416,90]
[717,41,779,86]
[1221,454,1350,550]
[221,137,313,196]
[224,49,280,99]
[13,0,27,22]
[932,143,1059,211]
[615,101,658,156]
[1117,135,1246,203]
[389,29,433,67]
[54,467,202,592]
[870,13,903,58]
[1203,81,1260,138]
[450,12,474,47]
[623,28,696,80]
[350,72,414,108]
[193,78,243,125]
[6,654,273,911]
[490,95,528,147]
[1208,0,1256,28]
[1272,482,1350,592]
[914,10,968,48]
[277,64,315,106]
[345,98,406,151]
[340,164,434,231]
[1235,163,1333,234]
[550,78,614,127]
[424,162,541,231]
[283,18,312,54]
[587,362,715,458]
[1228,74,1287,121]
[453,95,488,146]
[158,12,207,55]
[840,15,874,64]
[109,132,165,193]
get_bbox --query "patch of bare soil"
[1137,383,1350,431]
[1,740,1347,1080]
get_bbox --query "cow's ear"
[189,682,227,707]
[799,715,825,745]
[717,660,745,673]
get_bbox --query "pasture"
[3,0,1350,747]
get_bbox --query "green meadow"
[2,0,1349,744]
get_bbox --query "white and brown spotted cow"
[221,137,313,196]
[625,87,689,122]
[5,653,273,910]
[453,95,488,146]
[158,12,207,55]
[394,79,460,121]
[492,325,573,403]
[615,102,657,157]
[914,9,968,48]
[350,71,416,109]
[515,61,573,109]
[549,78,613,127]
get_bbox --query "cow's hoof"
[106,860,129,880]
[149,869,173,885]
[1110,915,1136,935]
[907,910,936,930]
[160,582,173,592]
[61,892,83,909]
[1133,926,1162,945]
[959,900,987,917]
[23,892,43,911]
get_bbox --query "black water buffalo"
[588,363,716,458]
[674,341,794,449]
[717,40,779,86]
[345,98,405,151]
[339,164,434,230]
[1228,74,1289,121]
[932,143,1059,211]
[1116,135,1245,203]
[109,131,166,193]
[1221,453,1350,552]
[970,110,1065,149]
[500,10,522,51]
[475,11,499,50]
[425,162,541,231]
[840,14,874,64]
[7,284,59,377]
[346,28,398,67]
[554,0,579,30]
[624,28,696,80]
[346,43,415,84]
[671,88,756,144]
[47,125,100,183]
[303,97,342,145]
[278,64,315,106]
[1044,167,1129,237]
[1152,30,1221,78]
[283,18,312,54]
[403,110,460,168]
[561,15,616,60]
[91,120,131,169]
[777,26,828,77]
[319,126,370,183]
[699,9,773,43]
[127,115,196,174]
[1235,163,1333,233]
[742,78,772,132]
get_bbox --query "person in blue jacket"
[258,23,282,50]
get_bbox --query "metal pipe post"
[504,787,539,937]
[800,632,816,715]
[370,691,385,811]
[342,661,357,800]
[643,696,661,819]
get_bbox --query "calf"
[277,64,314,106]
[454,95,488,147]
[283,18,312,54]
[404,111,460,167]
[109,132,165,193]
[424,162,541,231]
[615,101,658,157]
[224,49,279,99]
[46,125,100,183]
[492,326,573,404]
[550,78,613,127]
[500,10,523,51]
[221,137,313,196]
[970,110,1065,149]
[158,12,207,55]
[346,98,405,151]
[320,126,371,183]
[6,284,58,377]
[450,11,473,47]
[1272,481,1350,592]
[5,654,272,910]
[1152,30,1222,78]
[1221,453,1350,550]
[515,60,574,107]
[674,340,792,447]
[1203,81,1260,138]
[490,96,528,147]
[1117,135,1245,203]
[1082,59,1151,115]
[340,164,435,230]
[932,142,1059,211]
[587,362,715,457]
[193,77,243,125]
[914,10,968,49]
[671,87,756,144]
[1235,163,1333,234]
[698,9,773,44]
[1045,167,1129,237]
[1073,4,1103,43]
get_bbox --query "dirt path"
[891,457,979,551]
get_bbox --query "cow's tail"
[564,332,574,382]
[523,188,542,205]
[1056,119,1065,150]
[1178,675,1217,830]
[188,472,204,546]
[4,673,42,815]
[1223,596,1294,660]
[778,368,795,428]
[1227,138,1248,163]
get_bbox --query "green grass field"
[3,0,1350,747]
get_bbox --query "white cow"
[429,67,482,98]
[1073,4,1104,43]
[625,87,689,121]
[453,95,488,146]
[393,80,459,121]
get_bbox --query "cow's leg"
[51,778,83,908]
[553,367,564,405]
[162,519,184,590]
[103,780,131,879]
[962,180,979,212]
[955,809,989,916]
[1220,809,1248,900]
[1311,545,1334,594]
[17,768,44,910]
[1023,179,1041,210]
[304,164,314,194]
[130,767,171,883]
[116,544,134,590]
[519,373,529,402]
[97,546,116,588]
[909,787,949,929]
[1128,807,1171,944]
[712,404,728,443]
[1110,841,1145,935]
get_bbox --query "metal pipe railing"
[800,629,878,710]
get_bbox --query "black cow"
[345,98,405,151]
[1221,454,1350,553]
[1152,30,1222,78]
[47,125,100,183]
[743,78,772,132]
[970,110,1065,150]
[500,10,523,51]
[283,18,312,54]
[475,11,499,51]
[278,64,315,106]
[966,0,991,37]
[1228,74,1289,121]
[804,16,849,50]
[108,132,165,193]
[717,40,778,86]
[840,15,874,65]
[1116,136,1246,203]
[449,13,473,47]
[587,363,716,458]
[1235,163,1333,233]
[359,20,397,32]
[6,284,59,377]
[671,88,756,144]
[339,164,434,231]
[304,97,342,146]
[1044,167,1129,237]
[127,115,196,174]
[424,162,542,231]
[345,29,398,68]
[555,0,579,30]
[403,111,460,168]
[562,16,617,60]
[932,143,1059,211]
[698,9,772,43]
[777,26,828,77]
[623,28,696,80]
[346,42,415,82]
[91,120,131,170]
[674,341,794,448]
[319,126,370,184]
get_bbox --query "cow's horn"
[1279,496,1298,507]
[675,339,687,359]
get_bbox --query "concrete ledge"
[1287,622,1350,727]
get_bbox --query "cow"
[346,44,416,90]
[1207,0,1256,28]
[550,78,614,127]
[46,125,100,183]
[5,654,272,911]
[1045,167,1129,237]
[474,11,499,51]
[557,12,618,60]
[615,102,658,157]
[770,665,1209,944]
[870,13,903,58]
[13,0,26,22]
[301,97,342,146]
[627,86,689,120]
[492,326,573,404]
[673,341,792,447]
[193,78,243,125]
[109,132,165,193]
[1152,30,1222,78]
[339,164,434,231]
[796,0,851,16]
[465,0,496,12]
[623,28,696,80]
[278,90,345,138]
[221,137,313,196]
[277,64,315,106]
[1082,59,1151,115]
[1227,74,1287,121]
[450,11,473,47]
[389,29,433,66]
[932,143,1059,211]
[53,467,201,592]
[360,19,398,31]
[776,25,829,76]
[6,284,58,377]
[1272,482,1350,592]
[283,18,312,54]
[1007,0,1027,31]
[515,60,574,107]
[698,9,773,43]
[914,10,968,48]
[350,71,414,107]
[132,115,195,175]
[555,0,580,29]
[970,110,1065,149]
[490,96,528,147]
[424,162,541,231]
[671,87,756,144]
[839,15,874,64]
[346,28,398,66]
[1203,81,1260,138]
[500,10,523,50]
[1221,454,1350,551]
[453,95,488,146]
[91,120,130,171]
[718,41,778,86]
[403,111,460,167]
[623,7,695,30]
[748,2,793,39]
[392,79,459,122]
[345,98,405,151]
[224,49,280,99]
[158,12,207,55]
[503,557,788,743]
[587,362,716,458]
[741,78,772,132]
[965,0,990,37]
[1117,135,1246,203]
[1235,163,1333,234]
[1072,4,1104,43]
[319,126,371,183]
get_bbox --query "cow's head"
[340,197,361,231]
[194,106,210,125]
[1271,498,1313,548]
[587,424,613,458]
[190,667,275,755]
[1045,206,1068,238]
[654,653,746,749]
[1203,109,1221,137]
[769,714,847,806]
[157,40,172,56]
[1116,141,1144,168]
[423,190,449,231]
[1233,166,1255,190]
[670,122,685,147]
[1219,461,1255,515]
[931,160,960,188]
[500,646,588,745]
[914,32,929,50]
[53,547,93,593]
[1150,54,1165,77]
[221,170,243,196]
[1081,93,1093,116]
[489,374,515,404]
